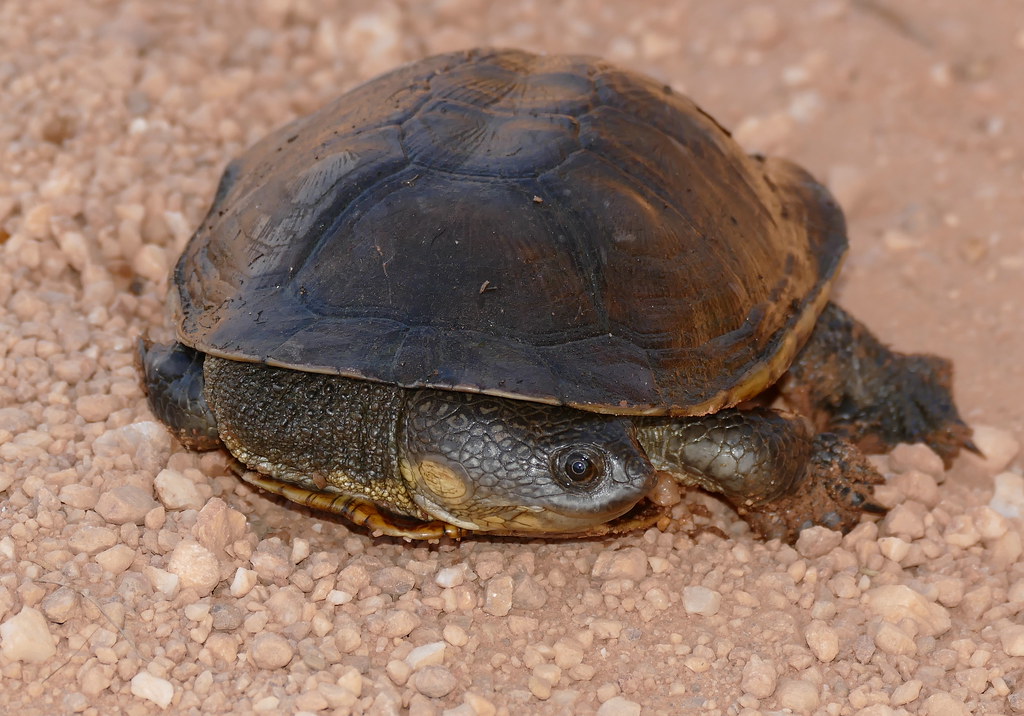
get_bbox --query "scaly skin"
[138,299,973,542]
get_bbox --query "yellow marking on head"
[417,459,469,500]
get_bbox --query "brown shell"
[173,48,846,416]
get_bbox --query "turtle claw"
[738,433,885,543]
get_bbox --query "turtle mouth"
[411,491,642,534]
[410,493,666,537]
[407,473,649,534]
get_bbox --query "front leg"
[636,408,883,542]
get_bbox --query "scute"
[173,48,846,415]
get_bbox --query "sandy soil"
[2,1,1023,714]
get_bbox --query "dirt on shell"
[2,1,1023,714]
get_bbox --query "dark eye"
[555,448,605,487]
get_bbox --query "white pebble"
[145,566,180,597]
[804,620,839,662]
[740,654,777,698]
[775,678,820,711]
[0,607,57,663]
[795,525,842,558]
[435,565,465,588]
[131,671,174,709]
[132,243,168,283]
[682,586,721,616]
[864,585,951,637]
[166,541,220,596]
[154,468,205,510]
[591,547,648,581]
[891,679,923,706]
[989,472,1024,518]
[970,425,1020,474]
[405,641,446,670]
[970,505,1009,540]
[999,623,1024,656]
[251,632,294,669]
[873,621,917,655]
[878,537,911,563]
[943,515,980,549]
[596,696,642,716]
[230,568,258,598]
[483,575,514,617]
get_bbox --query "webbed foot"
[784,302,973,468]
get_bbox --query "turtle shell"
[173,48,846,416]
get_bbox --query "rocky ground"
[1,1,1023,714]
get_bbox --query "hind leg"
[781,303,974,467]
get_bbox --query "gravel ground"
[2,1,1023,714]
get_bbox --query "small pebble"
[970,505,1008,540]
[435,566,465,588]
[682,586,721,616]
[968,425,1020,474]
[229,568,258,598]
[130,671,174,709]
[775,678,820,711]
[888,443,944,477]
[95,544,136,575]
[193,498,247,556]
[166,540,221,596]
[512,573,548,609]
[891,679,923,706]
[923,692,970,716]
[145,566,180,597]
[410,665,457,698]
[889,470,940,508]
[58,484,100,511]
[591,619,623,640]
[67,525,118,555]
[443,623,469,647]
[370,609,419,638]
[740,655,777,698]
[999,624,1024,656]
[881,503,927,539]
[95,485,158,525]
[990,472,1024,518]
[795,526,842,558]
[878,537,911,563]
[154,468,205,511]
[596,696,642,716]
[943,515,981,549]
[405,641,446,670]
[483,575,514,617]
[76,394,121,423]
[804,620,839,662]
[864,585,951,637]
[873,621,917,656]
[0,607,57,663]
[553,636,585,670]
[40,586,78,623]
[251,632,294,669]
[591,548,648,581]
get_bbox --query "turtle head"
[400,390,655,534]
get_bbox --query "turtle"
[138,48,973,542]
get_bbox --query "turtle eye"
[554,447,605,488]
